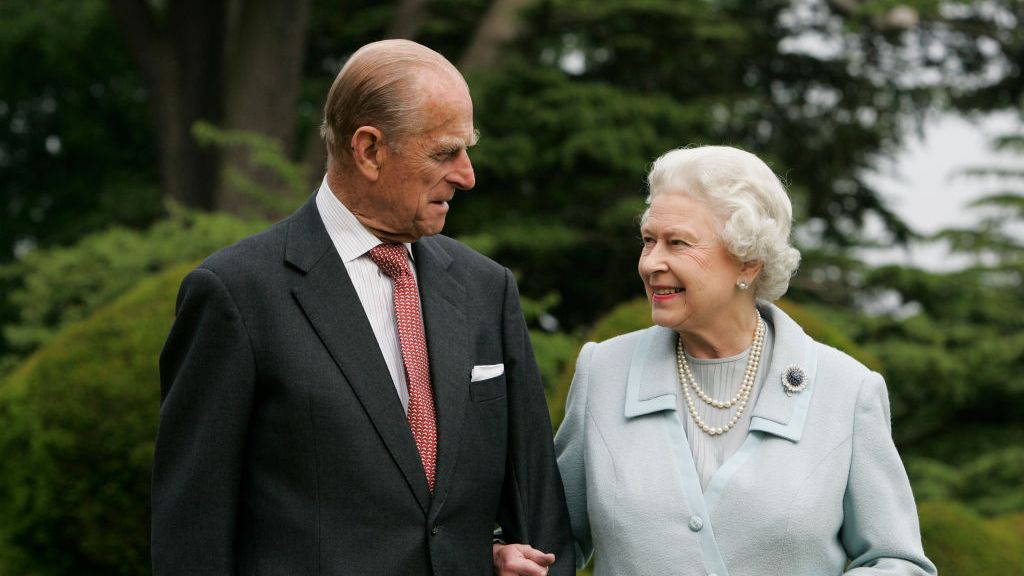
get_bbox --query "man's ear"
[351,126,385,181]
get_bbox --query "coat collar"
[623,302,818,442]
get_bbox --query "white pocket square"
[471,363,504,382]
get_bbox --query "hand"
[492,542,556,576]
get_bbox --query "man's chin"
[414,218,447,239]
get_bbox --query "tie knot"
[368,243,411,279]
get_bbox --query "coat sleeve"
[152,267,256,576]
[494,268,576,574]
[554,342,596,570]
[841,372,937,575]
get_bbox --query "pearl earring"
[737,280,749,291]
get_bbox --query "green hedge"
[0,209,264,374]
[0,263,192,575]
[919,501,1024,575]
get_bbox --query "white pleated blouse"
[675,322,775,489]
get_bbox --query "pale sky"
[862,111,1022,270]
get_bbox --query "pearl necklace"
[676,312,765,436]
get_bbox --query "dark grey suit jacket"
[153,197,573,575]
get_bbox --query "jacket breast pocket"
[469,375,506,403]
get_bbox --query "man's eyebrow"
[437,130,481,150]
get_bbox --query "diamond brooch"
[781,364,808,396]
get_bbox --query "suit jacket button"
[688,516,704,532]
[431,526,439,535]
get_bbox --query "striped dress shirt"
[316,178,416,412]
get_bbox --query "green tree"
[107,0,312,213]
[0,0,159,261]
[444,0,1017,328]
[801,128,1024,519]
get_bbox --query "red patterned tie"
[368,243,438,492]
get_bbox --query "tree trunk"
[459,0,531,72]
[218,0,312,216]
[108,0,226,211]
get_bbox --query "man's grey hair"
[320,39,466,164]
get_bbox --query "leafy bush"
[918,500,1024,575]
[907,443,1024,517]
[0,263,192,575]
[0,209,265,374]
[586,298,652,344]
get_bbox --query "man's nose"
[451,151,475,191]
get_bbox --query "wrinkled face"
[638,193,745,334]
[372,80,477,242]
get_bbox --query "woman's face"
[638,192,746,335]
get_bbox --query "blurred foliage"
[0,208,266,375]
[0,0,160,262]
[449,0,1004,327]
[516,288,583,400]
[192,121,310,217]
[0,263,190,575]
[917,501,1024,575]
[907,445,1024,517]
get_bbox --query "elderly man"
[152,40,572,576]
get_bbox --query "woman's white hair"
[642,145,801,302]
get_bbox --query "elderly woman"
[493,146,935,576]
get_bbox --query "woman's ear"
[740,260,764,285]
[350,126,385,181]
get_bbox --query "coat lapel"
[412,237,470,509]
[748,303,818,443]
[624,326,680,418]
[286,197,431,513]
[622,304,820,439]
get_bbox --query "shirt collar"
[315,177,414,262]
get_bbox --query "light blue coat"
[556,303,937,576]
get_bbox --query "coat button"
[688,516,704,532]
[430,526,439,535]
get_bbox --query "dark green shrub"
[0,209,265,374]
[908,445,1024,517]
[586,298,651,344]
[919,500,1024,575]
[0,263,192,575]
[990,512,1024,545]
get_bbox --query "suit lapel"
[286,197,432,513]
[413,238,470,508]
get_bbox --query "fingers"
[493,543,557,576]
[521,546,556,566]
